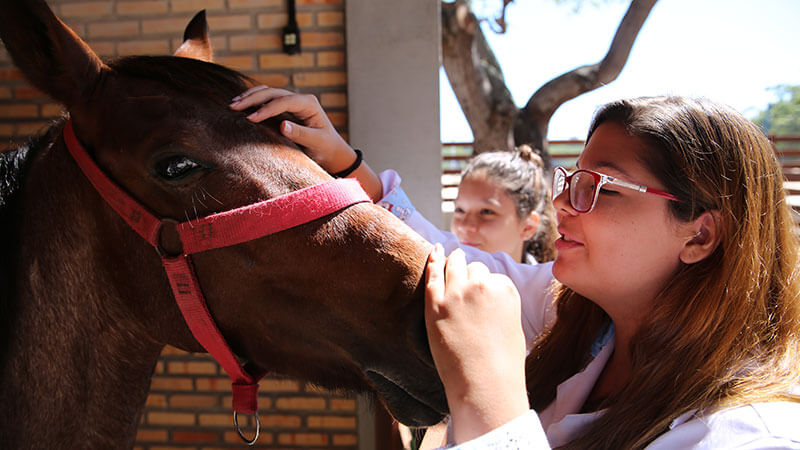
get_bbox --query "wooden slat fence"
[441,136,800,218]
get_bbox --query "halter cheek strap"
[62,120,371,444]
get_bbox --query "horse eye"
[155,156,203,181]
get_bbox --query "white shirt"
[378,170,800,449]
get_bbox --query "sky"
[440,0,800,141]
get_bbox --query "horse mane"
[0,119,66,370]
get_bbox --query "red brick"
[207,15,252,31]
[60,2,112,18]
[145,394,168,407]
[88,21,139,38]
[275,396,326,410]
[149,376,194,391]
[169,394,218,408]
[147,411,195,426]
[0,69,25,81]
[195,377,233,392]
[258,378,301,392]
[293,71,346,87]
[215,55,255,71]
[40,103,65,118]
[85,41,115,57]
[329,398,356,411]
[160,346,190,356]
[260,414,302,428]
[317,50,345,67]
[277,432,328,446]
[0,123,13,137]
[170,0,225,13]
[229,33,281,51]
[15,121,50,135]
[0,86,12,99]
[307,415,356,429]
[118,40,170,56]
[333,433,358,446]
[229,0,282,8]
[302,31,345,48]
[171,430,219,443]
[257,12,313,29]
[198,413,231,427]
[328,111,346,127]
[0,104,38,119]
[117,1,169,16]
[259,53,315,69]
[142,18,191,35]
[317,11,344,27]
[224,430,274,444]
[135,429,168,442]
[167,361,218,375]
[320,92,347,108]
[249,73,290,87]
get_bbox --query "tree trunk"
[441,0,517,153]
[442,0,658,165]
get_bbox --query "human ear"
[679,210,722,264]
[520,212,540,241]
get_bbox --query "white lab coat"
[377,170,800,449]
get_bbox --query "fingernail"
[282,121,293,135]
[229,100,239,107]
[247,112,257,121]
[231,95,241,102]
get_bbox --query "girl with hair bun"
[451,145,558,264]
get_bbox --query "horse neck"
[0,135,165,448]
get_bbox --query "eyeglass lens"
[571,172,596,212]
[553,169,598,212]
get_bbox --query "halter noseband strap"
[62,120,371,443]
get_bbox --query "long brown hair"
[525,97,800,448]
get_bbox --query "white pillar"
[346,0,442,226]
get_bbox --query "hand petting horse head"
[0,1,445,447]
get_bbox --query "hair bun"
[517,144,543,168]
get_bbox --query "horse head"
[0,0,446,442]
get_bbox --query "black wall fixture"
[282,0,300,54]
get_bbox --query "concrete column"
[347,2,441,449]
[346,0,442,227]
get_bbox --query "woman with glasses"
[231,89,800,448]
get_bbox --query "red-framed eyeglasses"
[552,166,681,213]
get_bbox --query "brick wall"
[0,0,348,149]
[0,1,360,448]
[142,346,359,449]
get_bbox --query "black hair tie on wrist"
[333,149,363,178]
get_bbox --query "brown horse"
[0,1,446,447]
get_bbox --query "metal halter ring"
[233,411,261,446]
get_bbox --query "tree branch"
[441,0,517,152]
[520,0,658,126]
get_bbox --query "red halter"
[62,119,371,444]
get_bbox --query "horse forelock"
[97,55,295,153]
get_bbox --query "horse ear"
[174,10,213,62]
[0,0,107,108]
